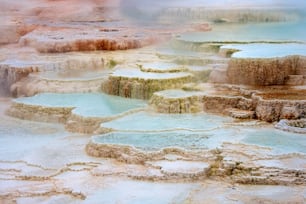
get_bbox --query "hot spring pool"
[100,111,232,132]
[96,112,306,154]
[14,93,147,117]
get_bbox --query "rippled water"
[94,128,240,151]
[96,112,306,154]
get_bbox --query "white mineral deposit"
[0,0,305,203]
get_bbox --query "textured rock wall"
[227,56,300,85]
[65,108,145,134]
[297,56,306,75]
[101,76,193,100]
[6,102,73,123]
[11,76,106,97]
[26,38,145,53]
[202,95,254,114]
[0,65,38,96]
[150,92,254,114]
[275,119,306,134]
[86,141,213,165]
[149,94,202,113]
[253,95,306,122]
[65,114,108,134]
[20,31,154,53]
[86,140,306,185]
[150,88,305,122]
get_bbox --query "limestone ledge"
[149,89,254,115]
[11,74,107,97]
[20,28,155,53]
[149,90,203,113]
[1,54,107,73]
[6,102,73,123]
[253,94,306,122]
[158,53,229,67]
[66,108,145,134]
[86,140,306,184]
[139,63,188,73]
[275,119,306,134]
[227,56,306,86]
[0,53,115,96]
[86,140,215,165]
[101,73,193,100]
[222,160,306,185]
[6,97,147,133]
[149,86,306,122]
[168,39,221,53]
[86,142,214,181]
[65,114,112,134]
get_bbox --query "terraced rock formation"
[223,44,306,86]
[6,93,146,133]
[101,68,194,99]
[1,1,306,202]
[150,85,306,122]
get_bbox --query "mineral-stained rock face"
[65,113,115,134]
[227,56,301,86]
[202,95,254,114]
[150,85,306,122]
[275,119,306,134]
[20,28,155,53]
[11,74,107,97]
[149,89,203,113]
[6,102,74,123]
[102,69,194,100]
[297,56,306,75]
[0,52,109,96]
[254,96,306,122]
[0,64,38,96]
[86,136,306,185]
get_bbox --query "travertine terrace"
[0,0,305,203]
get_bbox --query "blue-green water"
[94,126,306,153]
[93,128,239,151]
[14,93,147,117]
[100,111,232,131]
[97,111,306,154]
[178,21,306,43]
[242,128,306,154]
[221,43,306,58]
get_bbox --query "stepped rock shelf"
[20,28,156,53]
[6,93,146,133]
[101,68,193,99]
[14,70,110,97]
[87,116,306,183]
[0,50,117,96]
[1,1,306,202]
[223,44,306,86]
[275,119,306,134]
[149,85,306,122]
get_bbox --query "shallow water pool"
[221,43,306,58]
[178,21,306,43]
[14,93,147,117]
